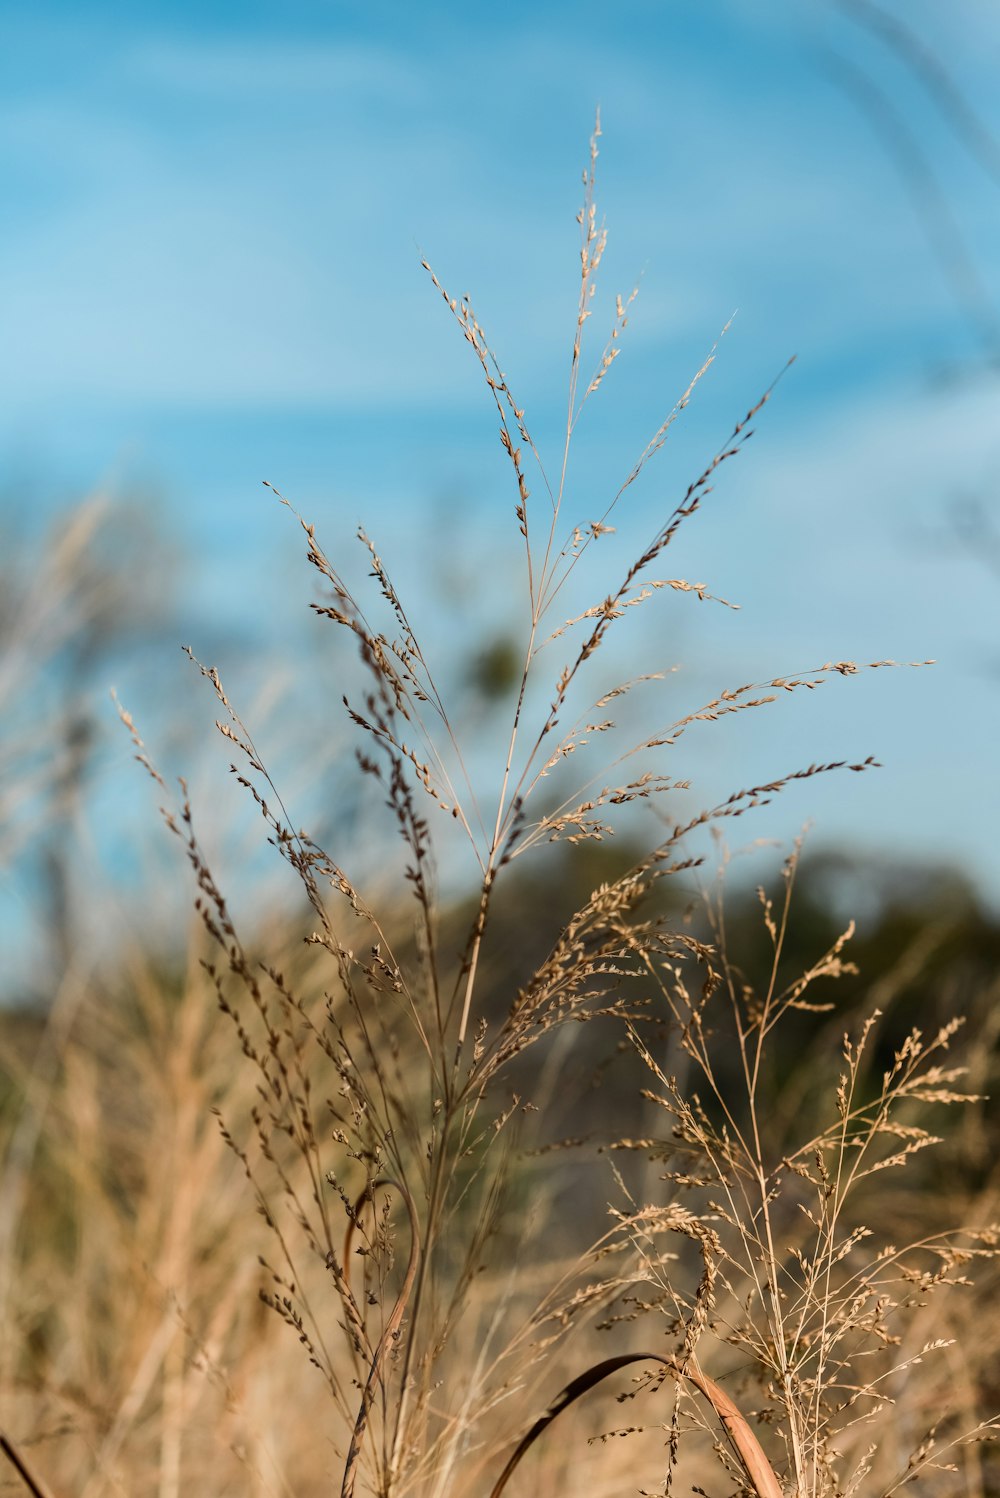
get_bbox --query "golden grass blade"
[487,1352,784,1498]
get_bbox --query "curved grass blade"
[340,1179,421,1498]
[488,1352,783,1498]
[0,1433,59,1498]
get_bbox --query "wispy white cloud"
[126,33,426,100]
[2,4,997,417]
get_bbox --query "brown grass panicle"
[123,118,943,1496]
[602,842,1000,1498]
[5,113,980,1498]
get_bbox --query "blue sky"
[3,0,1000,967]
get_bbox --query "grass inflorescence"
[2,114,996,1498]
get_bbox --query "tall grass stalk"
[3,114,995,1498]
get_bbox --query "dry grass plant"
[605,844,1000,1498]
[3,115,997,1498]
[0,927,357,1497]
